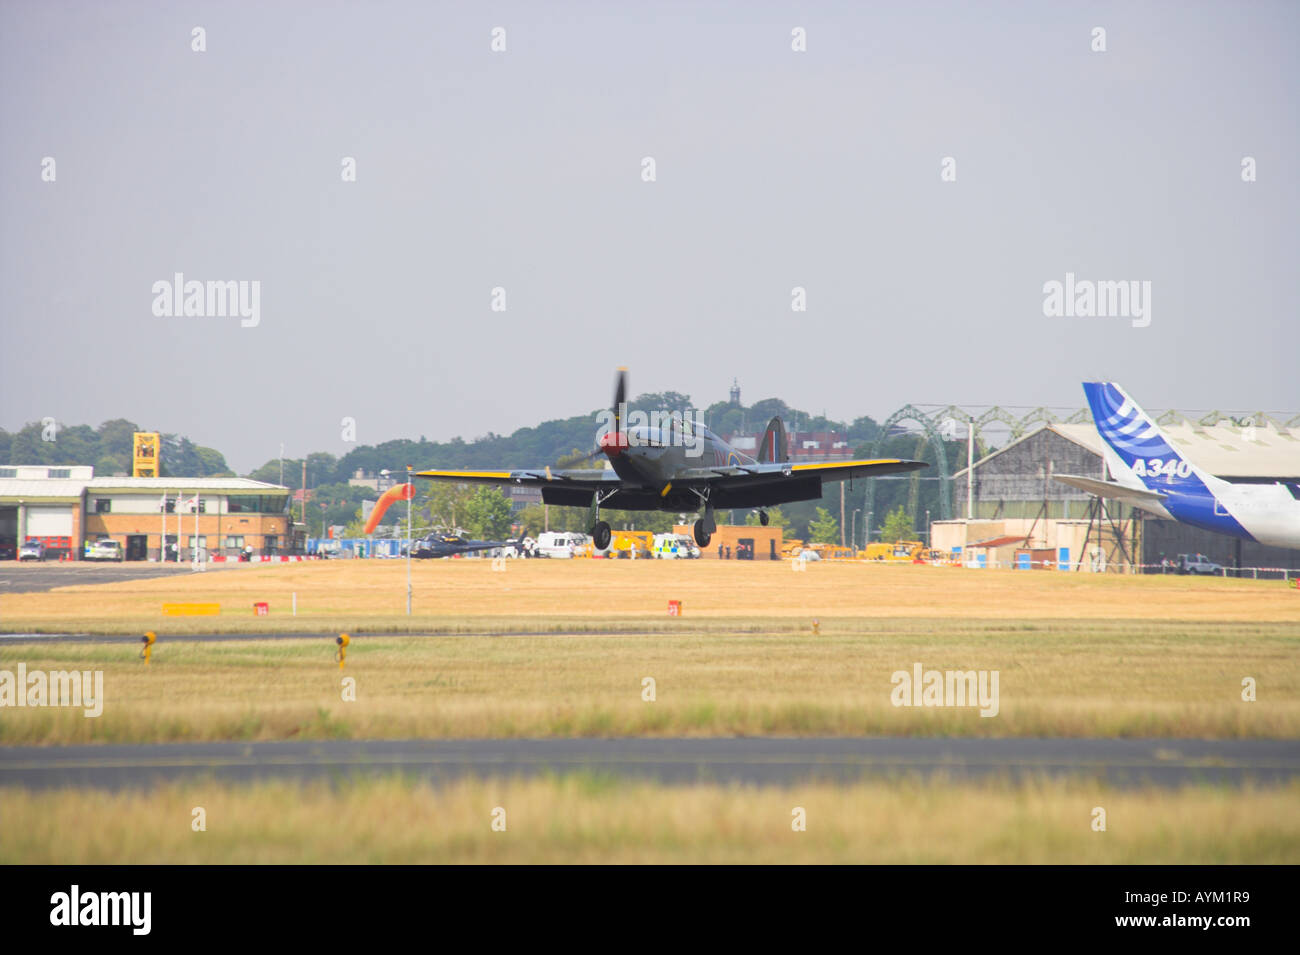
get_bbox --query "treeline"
[265,392,965,541]
[250,392,885,490]
[0,419,231,478]
[5,392,967,541]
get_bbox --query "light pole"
[382,469,414,615]
[851,508,861,552]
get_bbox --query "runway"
[2,737,1296,789]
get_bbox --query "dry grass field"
[2,775,1296,864]
[2,558,1298,634]
[1,625,1296,743]
[3,560,1297,864]
[1,561,1296,743]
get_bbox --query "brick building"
[0,465,292,560]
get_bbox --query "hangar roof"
[957,421,1300,480]
[0,473,287,502]
[0,479,91,502]
[85,477,287,492]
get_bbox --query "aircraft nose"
[599,431,629,457]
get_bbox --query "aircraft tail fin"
[1081,382,1221,493]
[757,416,789,464]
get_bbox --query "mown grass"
[1,621,1296,743]
[2,775,1296,863]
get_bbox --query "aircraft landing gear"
[759,510,770,526]
[689,489,716,548]
[588,487,619,551]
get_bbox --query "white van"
[536,532,587,559]
[652,533,700,559]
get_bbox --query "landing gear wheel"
[759,510,770,526]
[592,521,612,551]
[693,518,711,548]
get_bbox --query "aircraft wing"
[416,459,924,511]
[673,458,926,488]
[1054,474,1170,514]
[414,467,619,486]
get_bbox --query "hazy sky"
[2,1,1296,472]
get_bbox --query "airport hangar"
[931,420,1300,573]
[0,465,293,560]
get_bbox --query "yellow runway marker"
[162,603,220,616]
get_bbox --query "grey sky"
[2,0,1296,473]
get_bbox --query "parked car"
[19,540,46,562]
[88,539,124,562]
[1176,553,1223,575]
[0,542,16,560]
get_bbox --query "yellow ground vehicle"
[781,538,806,559]
[863,540,926,561]
[608,530,653,559]
[580,529,654,558]
[806,543,855,560]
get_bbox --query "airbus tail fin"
[1081,382,1221,494]
[757,417,789,464]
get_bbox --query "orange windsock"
[362,481,415,535]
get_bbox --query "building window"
[0,468,14,478]
[224,535,244,549]
[264,535,278,554]
[186,535,207,548]
[163,498,176,513]
[94,498,111,514]
[48,468,70,479]
[227,495,287,514]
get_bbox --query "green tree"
[423,482,475,532]
[744,506,791,538]
[516,505,547,538]
[96,419,139,461]
[342,506,369,538]
[808,507,838,544]
[881,505,913,542]
[462,487,514,539]
[308,482,375,536]
[305,452,339,487]
[96,454,128,476]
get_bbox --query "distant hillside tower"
[729,378,741,405]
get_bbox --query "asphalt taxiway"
[0,563,202,594]
[1,737,1295,789]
